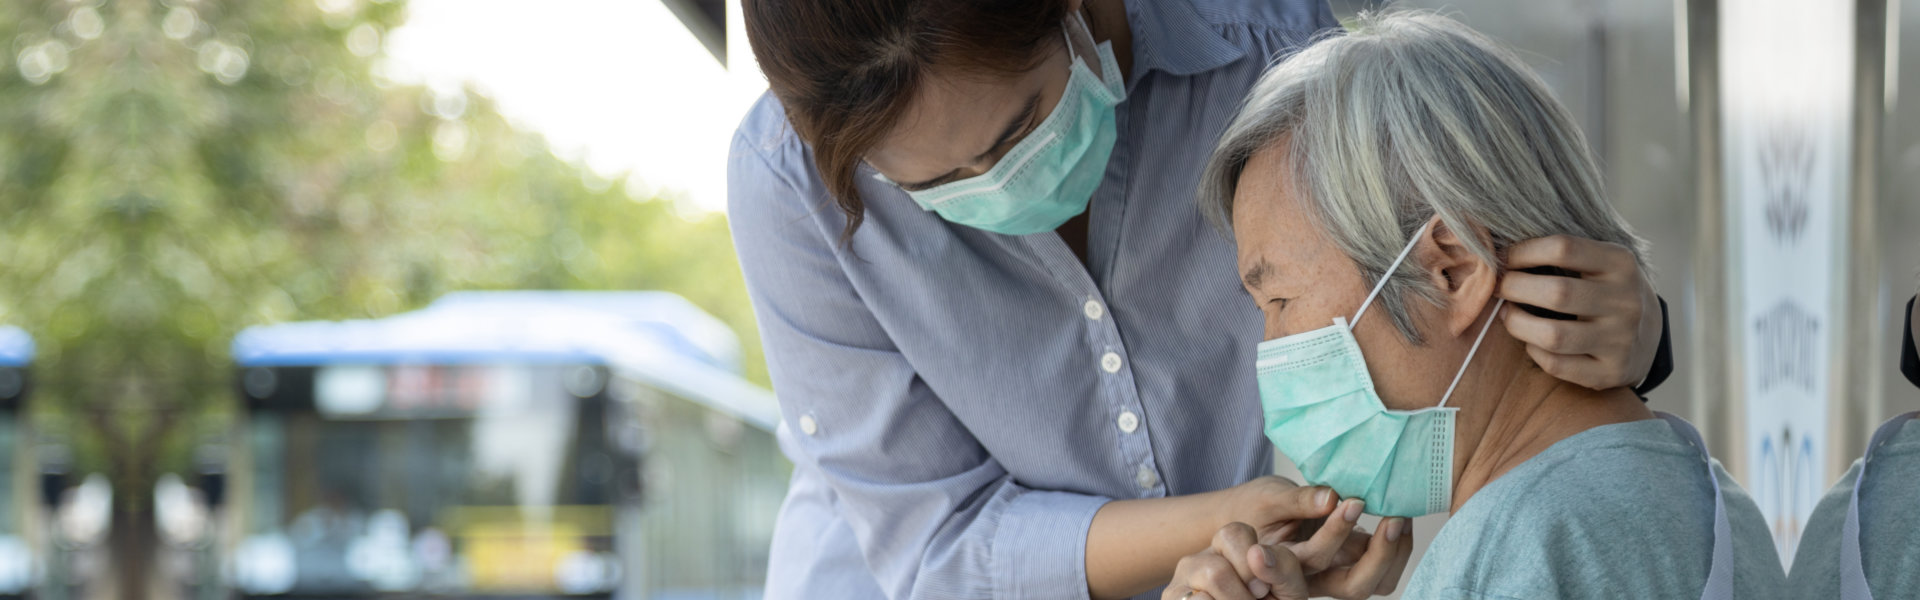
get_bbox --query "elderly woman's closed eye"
[1162,12,1787,600]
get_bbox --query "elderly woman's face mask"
[1254,220,1505,518]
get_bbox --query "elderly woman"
[1787,299,1920,599]
[1789,411,1920,600]
[1164,13,1785,600]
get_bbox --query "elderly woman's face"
[1231,144,1459,411]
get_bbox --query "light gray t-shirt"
[1402,419,1785,600]
[1789,417,1920,600]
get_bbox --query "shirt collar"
[1122,0,1246,79]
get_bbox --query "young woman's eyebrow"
[975,94,1042,162]
[900,93,1041,191]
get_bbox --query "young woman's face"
[862,33,1077,192]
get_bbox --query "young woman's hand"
[1498,235,1661,390]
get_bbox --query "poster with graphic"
[1721,0,1852,566]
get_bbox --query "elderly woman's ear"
[1411,215,1502,340]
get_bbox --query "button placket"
[1019,236,1158,498]
[1079,295,1157,495]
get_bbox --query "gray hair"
[1199,11,1649,344]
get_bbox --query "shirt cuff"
[990,490,1110,600]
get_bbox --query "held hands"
[1164,478,1414,600]
[1498,235,1661,390]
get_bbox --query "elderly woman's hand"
[1497,235,1661,390]
[1163,504,1414,600]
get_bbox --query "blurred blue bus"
[223,292,786,599]
[0,328,29,598]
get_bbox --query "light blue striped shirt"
[727,1,1339,598]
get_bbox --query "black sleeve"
[1632,296,1675,399]
[1902,295,1919,389]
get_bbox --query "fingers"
[1172,551,1256,600]
[1522,342,1617,391]
[1250,482,1338,525]
[1373,518,1416,595]
[1503,306,1609,356]
[1503,235,1634,279]
[1209,523,1268,599]
[1331,523,1371,568]
[1306,516,1415,600]
[1265,519,1304,547]
[1499,271,1632,320]
[1267,516,1363,565]
[1284,498,1365,573]
[1161,586,1213,600]
[1504,307,1636,390]
[1246,544,1311,600]
[1497,235,1655,392]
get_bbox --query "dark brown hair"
[743,0,1069,242]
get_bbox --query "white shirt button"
[1135,464,1158,490]
[1100,352,1123,374]
[1117,411,1139,434]
[798,414,819,436]
[1083,300,1104,320]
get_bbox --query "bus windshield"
[238,364,636,596]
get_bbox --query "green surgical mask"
[879,14,1126,235]
[1255,222,1504,517]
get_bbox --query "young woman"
[729,1,1674,597]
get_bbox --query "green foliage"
[0,0,763,486]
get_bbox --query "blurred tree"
[0,0,763,593]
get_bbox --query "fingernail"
[1259,545,1276,568]
[1385,518,1405,542]
[1314,488,1332,508]
[1249,580,1271,599]
[1343,499,1364,522]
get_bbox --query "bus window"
[235,364,635,596]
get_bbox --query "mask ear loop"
[1061,12,1101,84]
[1351,220,1432,329]
[1438,298,1505,408]
[1346,218,1504,409]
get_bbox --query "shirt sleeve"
[727,132,1111,600]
